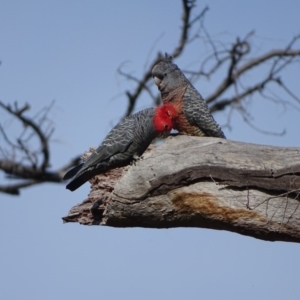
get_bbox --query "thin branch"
[250,189,300,210]
[0,101,82,195]
[0,101,50,170]
[172,2,209,57]
[0,123,22,150]
[277,78,300,104]
[241,113,286,136]
[117,64,157,102]
[119,0,209,118]
[204,36,300,105]
[210,77,275,112]
[17,138,39,168]
[0,180,40,196]
[0,159,62,181]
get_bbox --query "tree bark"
[63,136,300,243]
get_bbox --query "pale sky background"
[0,1,300,299]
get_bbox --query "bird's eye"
[153,76,162,86]
[164,124,169,130]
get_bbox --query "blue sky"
[0,1,300,299]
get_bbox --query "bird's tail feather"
[63,163,84,180]
[66,170,92,191]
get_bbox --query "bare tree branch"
[0,101,50,170]
[117,4,300,138]
[205,39,300,105]
[203,36,300,118]
[119,0,209,118]
[0,100,80,195]
[0,180,40,195]
[172,1,209,57]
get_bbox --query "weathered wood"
[63,136,300,243]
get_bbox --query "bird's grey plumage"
[182,83,226,138]
[64,108,158,191]
[152,54,226,138]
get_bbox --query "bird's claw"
[131,154,143,166]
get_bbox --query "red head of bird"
[153,104,177,133]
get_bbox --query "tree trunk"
[63,136,300,243]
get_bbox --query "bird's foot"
[131,154,143,166]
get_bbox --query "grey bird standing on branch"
[63,104,176,191]
[152,54,226,139]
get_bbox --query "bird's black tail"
[63,163,84,180]
[65,170,92,191]
[65,167,100,192]
[63,163,92,191]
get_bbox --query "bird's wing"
[80,115,137,170]
[182,84,226,138]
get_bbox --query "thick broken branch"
[63,136,300,243]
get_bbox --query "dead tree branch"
[119,0,209,118]
[118,2,300,133]
[0,100,81,195]
[63,136,300,243]
[184,33,300,135]
[206,35,300,107]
